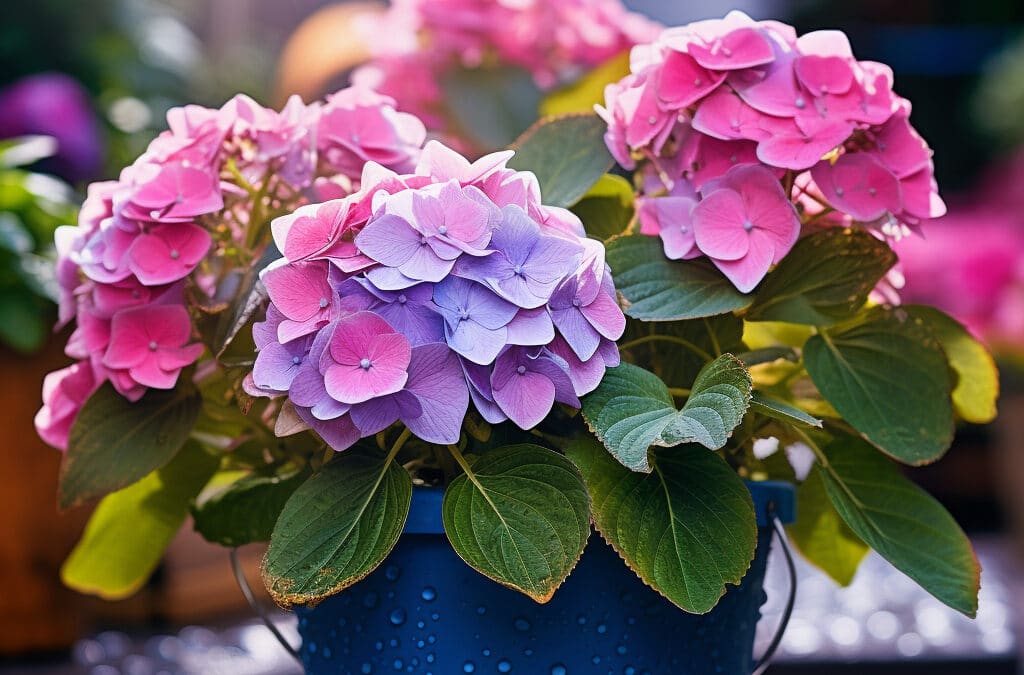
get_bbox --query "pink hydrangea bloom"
[34,362,101,451]
[351,0,661,145]
[251,141,625,449]
[37,86,428,451]
[597,11,944,292]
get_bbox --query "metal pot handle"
[231,548,303,665]
[752,503,798,675]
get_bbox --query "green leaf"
[746,229,897,325]
[582,357,752,472]
[0,288,47,352]
[817,435,980,616]
[61,441,218,599]
[659,355,753,447]
[905,305,999,424]
[787,466,868,586]
[192,467,310,547]
[507,113,613,208]
[443,444,590,603]
[568,437,757,614]
[59,382,202,508]
[570,174,635,241]
[606,234,752,321]
[750,391,823,428]
[262,444,411,607]
[441,65,543,150]
[804,308,954,465]
[621,313,744,390]
[540,51,631,116]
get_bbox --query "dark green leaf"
[606,234,752,321]
[262,445,411,607]
[621,314,744,390]
[508,113,613,208]
[60,382,202,508]
[746,229,897,325]
[443,444,590,603]
[570,174,634,241]
[442,65,543,151]
[568,437,757,613]
[61,441,218,599]
[735,346,799,367]
[818,435,980,616]
[905,305,999,424]
[750,391,823,428]
[192,467,310,547]
[787,465,867,586]
[804,308,954,464]
[582,357,752,471]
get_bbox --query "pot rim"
[403,480,795,535]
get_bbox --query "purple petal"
[550,306,602,361]
[402,344,469,444]
[296,406,360,452]
[506,308,555,346]
[354,214,423,267]
[350,396,404,436]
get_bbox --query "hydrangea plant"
[40,10,996,622]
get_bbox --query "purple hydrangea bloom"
[251,142,628,452]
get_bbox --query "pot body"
[295,482,794,675]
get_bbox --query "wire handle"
[230,548,303,665]
[752,505,798,675]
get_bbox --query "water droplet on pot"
[385,565,402,582]
[390,609,407,626]
[477,606,487,615]
[389,638,400,648]
[427,653,436,663]
[597,623,607,634]
[393,658,404,671]
[592,656,601,665]
[617,644,627,656]
[308,642,317,654]
[431,612,440,621]
[482,648,491,656]
[550,665,568,675]
[463,661,476,673]
[422,587,437,601]
[375,641,384,652]
[323,647,333,659]
[428,633,437,644]
[577,615,587,625]
[498,658,513,672]
[364,592,380,609]
[417,620,426,629]
[513,617,531,632]
[361,664,373,674]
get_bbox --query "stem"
[432,444,459,484]
[619,334,714,362]
[703,317,722,357]
[387,427,413,464]
[668,387,691,399]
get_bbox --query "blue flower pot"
[295,481,795,675]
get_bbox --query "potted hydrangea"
[39,8,997,675]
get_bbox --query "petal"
[350,396,403,436]
[711,236,774,293]
[402,344,469,444]
[354,214,423,267]
[692,189,751,261]
[505,307,555,346]
[581,290,626,341]
[492,369,555,430]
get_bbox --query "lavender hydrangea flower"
[250,141,628,452]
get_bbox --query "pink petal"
[127,223,211,285]
[263,260,333,322]
[711,234,774,293]
[795,55,854,97]
[323,362,408,405]
[692,189,751,261]
[581,290,626,341]
[811,153,903,222]
[689,27,775,70]
[657,49,725,109]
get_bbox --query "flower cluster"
[352,0,660,131]
[36,88,426,450]
[249,141,625,451]
[597,11,945,292]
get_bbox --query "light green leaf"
[540,51,631,116]
[262,444,411,607]
[61,441,218,599]
[568,437,757,613]
[905,305,999,424]
[571,174,635,241]
[606,234,752,321]
[507,113,613,208]
[787,465,868,586]
[60,381,202,508]
[582,357,752,472]
[192,467,310,547]
[804,308,954,465]
[746,229,897,325]
[750,391,823,428]
[818,435,980,616]
[443,444,590,603]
